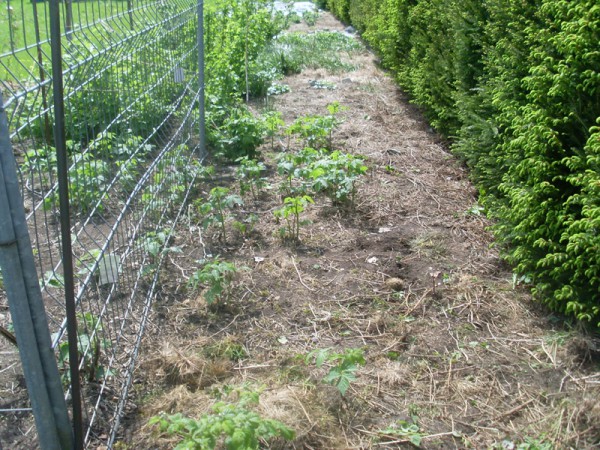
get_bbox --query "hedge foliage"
[323,0,600,325]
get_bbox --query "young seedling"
[287,115,332,150]
[188,257,240,306]
[305,347,366,396]
[138,230,182,277]
[198,187,243,242]
[232,213,259,239]
[286,102,346,150]
[235,156,269,199]
[262,111,285,151]
[325,101,347,149]
[378,420,425,447]
[149,388,295,449]
[273,195,314,242]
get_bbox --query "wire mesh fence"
[1,0,206,447]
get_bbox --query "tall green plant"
[198,187,243,242]
[273,195,314,242]
[236,156,269,199]
[188,257,241,306]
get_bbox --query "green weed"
[149,388,295,449]
[305,347,366,396]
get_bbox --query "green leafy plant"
[378,420,425,447]
[273,195,314,242]
[287,114,334,150]
[56,312,112,384]
[235,157,269,199]
[232,213,259,239]
[149,388,295,449]
[309,79,337,90]
[209,105,265,161]
[276,147,320,196]
[264,31,361,76]
[308,150,368,206]
[41,270,65,290]
[266,82,290,96]
[140,230,182,261]
[263,111,285,151]
[197,187,243,242]
[39,151,109,215]
[188,257,241,306]
[493,437,553,450]
[287,102,346,149]
[305,347,366,396]
[138,230,182,277]
[303,10,319,26]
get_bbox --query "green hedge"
[325,0,600,325]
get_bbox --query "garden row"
[148,14,380,444]
[320,0,600,325]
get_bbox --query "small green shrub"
[308,150,367,206]
[188,257,240,306]
[276,148,319,196]
[277,147,367,207]
[273,195,314,242]
[208,104,265,161]
[235,157,269,199]
[197,187,244,242]
[263,111,285,151]
[149,388,295,449]
[303,10,319,26]
[287,102,345,149]
[305,347,366,396]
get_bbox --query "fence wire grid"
[1,0,206,447]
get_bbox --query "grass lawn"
[1,0,157,85]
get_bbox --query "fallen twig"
[291,256,315,292]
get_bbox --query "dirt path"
[124,11,600,449]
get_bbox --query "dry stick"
[374,431,461,447]
[288,387,314,428]
[492,398,535,421]
[172,347,200,371]
[208,314,240,339]
[233,363,273,370]
[404,289,430,317]
[291,256,316,292]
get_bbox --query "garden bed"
[119,9,600,450]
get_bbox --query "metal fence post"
[49,0,84,447]
[0,94,73,450]
[197,0,206,157]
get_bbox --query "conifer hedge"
[323,0,600,325]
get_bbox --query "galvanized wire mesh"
[1,0,204,446]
